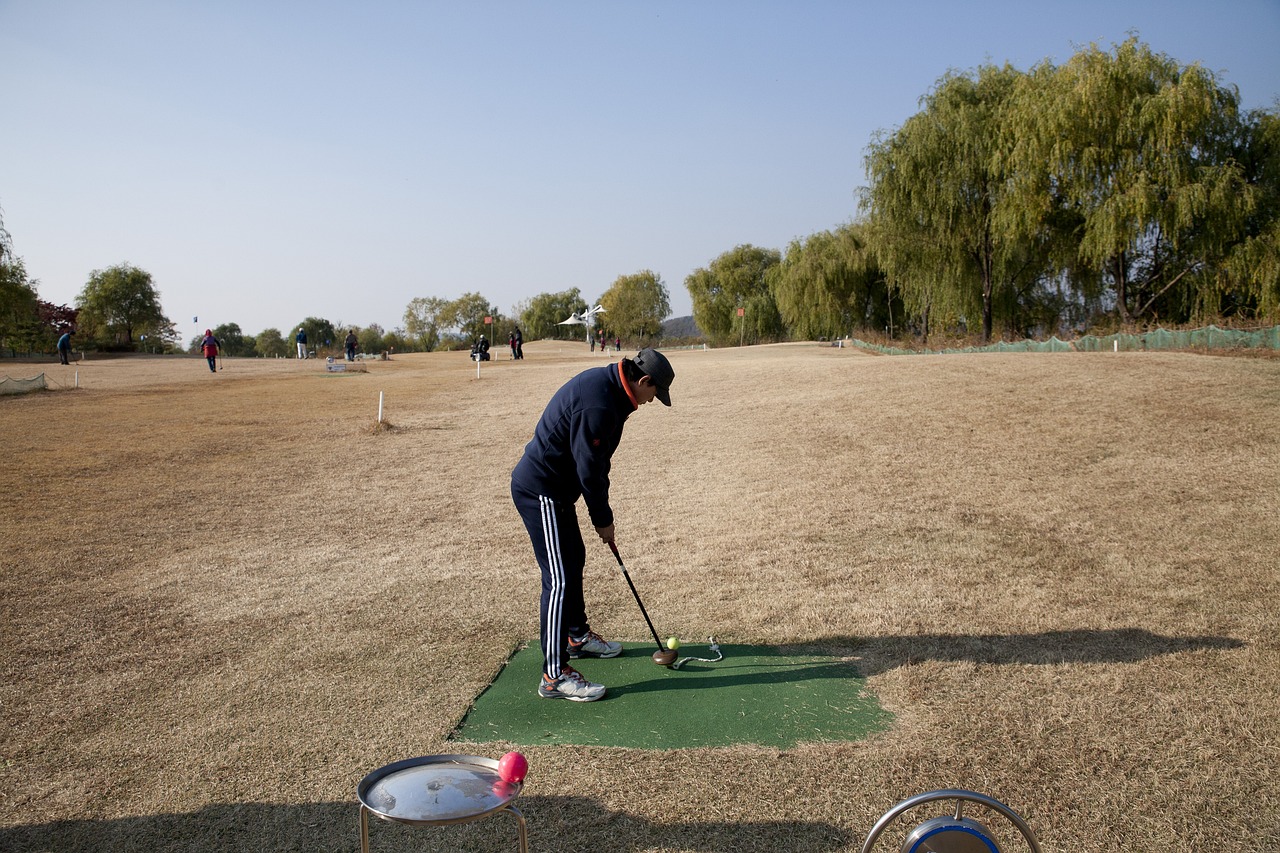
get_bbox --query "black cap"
[633,348,674,406]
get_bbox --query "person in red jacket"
[200,330,220,373]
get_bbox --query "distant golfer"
[511,348,675,702]
[345,329,357,361]
[200,329,220,373]
[295,327,308,359]
[57,330,73,365]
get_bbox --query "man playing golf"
[511,348,675,701]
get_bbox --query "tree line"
[4,38,1275,356]
[691,37,1279,346]
[0,242,676,358]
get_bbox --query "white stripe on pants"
[539,496,566,679]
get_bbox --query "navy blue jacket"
[511,362,637,529]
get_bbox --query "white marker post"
[378,391,384,424]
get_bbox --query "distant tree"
[0,204,12,264]
[403,296,449,351]
[0,255,40,355]
[358,323,385,354]
[294,317,336,356]
[252,328,285,357]
[519,288,588,340]
[773,224,893,339]
[599,270,670,347]
[38,300,79,334]
[382,328,413,354]
[447,292,496,342]
[77,263,172,348]
[686,246,781,346]
[212,322,248,357]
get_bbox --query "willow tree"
[869,65,1037,341]
[518,288,587,340]
[293,317,337,354]
[1221,107,1280,318]
[599,270,669,344]
[864,64,1040,342]
[403,296,449,351]
[772,224,890,339]
[1012,37,1252,325]
[255,327,289,358]
[685,244,782,346]
[77,263,172,347]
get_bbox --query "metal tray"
[357,754,522,826]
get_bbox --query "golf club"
[607,542,678,667]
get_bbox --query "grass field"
[1,342,1277,852]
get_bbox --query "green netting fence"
[849,325,1280,355]
[0,373,48,395]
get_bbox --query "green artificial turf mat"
[450,642,892,749]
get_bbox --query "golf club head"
[652,648,678,667]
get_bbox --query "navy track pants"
[512,483,591,680]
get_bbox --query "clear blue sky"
[2,1,1277,339]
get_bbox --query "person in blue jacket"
[511,348,675,702]
[57,330,73,365]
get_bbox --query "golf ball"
[666,637,680,650]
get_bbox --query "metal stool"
[862,789,1040,853]
[358,754,528,853]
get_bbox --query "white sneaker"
[538,665,606,702]
[568,630,622,659]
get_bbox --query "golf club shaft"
[608,542,664,649]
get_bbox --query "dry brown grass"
[2,343,1278,852]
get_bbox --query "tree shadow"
[813,627,1245,678]
[606,628,1241,693]
[0,795,854,852]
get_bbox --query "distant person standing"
[614,336,621,352]
[200,329,220,373]
[509,331,518,360]
[345,330,358,361]
[57,330,73,365]
[514,326,524,360]
[295,328,308,359]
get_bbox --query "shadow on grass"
[606,628,1241,694]
[606,647,865,697]
[820,627,1245,677]
[0,796,854,852]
